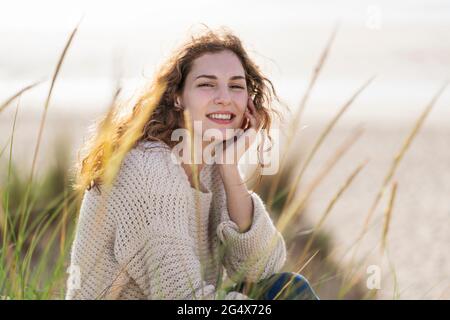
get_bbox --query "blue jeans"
[232,272,320,300]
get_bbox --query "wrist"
[218,164,239,181]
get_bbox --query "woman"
[66,28,318,300]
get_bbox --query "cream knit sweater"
[65,140,287,300]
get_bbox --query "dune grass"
[0,23,447,300]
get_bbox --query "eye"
[198,83,214,88]
[230,85,245,90]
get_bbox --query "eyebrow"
[195,74,246,81]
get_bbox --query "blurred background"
[0,0,449,299]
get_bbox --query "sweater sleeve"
[216,191,287,283]
[113,148,252,300]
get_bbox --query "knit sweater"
[65,140,287,300]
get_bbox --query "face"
[177,50,248,142]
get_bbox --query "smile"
[206,112,236,123]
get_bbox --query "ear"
[174,96,180,107]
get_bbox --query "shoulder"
[130,140,185,189]
[85,140,182,200]
[117,139,199,196]
[122,140,171,171]
[113,141,193,261]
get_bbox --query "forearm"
[219,165,253,233]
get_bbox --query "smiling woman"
[66,27,318,300]
[175,50,249,143]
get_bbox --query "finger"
[240,114,248,129]
[246,109,261,130]
[244,116,250,130]
[245,112,251,126]
[245,110,256,128]
[239,125,258,150]
[247,97,256,114]
[248,100,261,123]
[247,99,262,126]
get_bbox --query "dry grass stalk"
[298,159,369,266]
[359,82,448,238]
[0,80,45,115]
[381,181,397,253]
[276,125,365,234]
[29,22,81,183]
[280,76,375,214]
[267,23,339,209]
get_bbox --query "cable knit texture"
[65,140,287,300]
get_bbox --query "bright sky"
[1,0,449,30]
[0,0,449,121]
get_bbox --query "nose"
[213,85,232,106]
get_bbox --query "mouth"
[206,112,236,125]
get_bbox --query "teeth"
[208,113,232,120]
